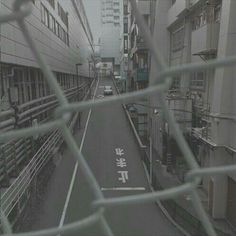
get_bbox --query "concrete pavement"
[63,77,182,236]
[20,77,182,236]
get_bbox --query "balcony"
[137,1,150,15]
[192,125,213,144]
[168,0,187,26]
[191,103,214,145]
[191,23,220,58]
[136,68,149,82]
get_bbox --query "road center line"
[101,187,146,191]
[58,78,100,229]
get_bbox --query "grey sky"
[83,0,101,45]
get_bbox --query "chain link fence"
[1,0,236,236]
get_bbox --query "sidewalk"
[150,158,235,236]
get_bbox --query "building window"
[172,27,184,52]
[124,23,128,33]
[41,4,45,23]
[41,4,49,27]
[41,4,69,46]
[58,3,68,28]
[138,54,148,69]
[58,25,63,40]
[124,5,128,15]
[171,77,180,89]
[55,21,59,36]
[49,14,56,32]
[191,72,205,89]
[66,33,70,46]
[46,0,55,9]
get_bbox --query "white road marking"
[116,158,127,168]
[118,170,129,183]
[59,162,78,228]
[115,148,124,156]
[58,78,100,230]
[101,187,146,191]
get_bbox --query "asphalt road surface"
[22,77,182,236]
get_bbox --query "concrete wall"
[149,0,171,155]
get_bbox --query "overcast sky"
[83,0,101,45]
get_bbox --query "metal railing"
[0,1,236,236]
[0,76,93,229]
[0,81,91,187]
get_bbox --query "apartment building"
[147,0,236,228]
[100,0,122,72]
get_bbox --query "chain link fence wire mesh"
[1,0,236,235]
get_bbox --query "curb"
[112,77,190,236]
[112,78,146,148]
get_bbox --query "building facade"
[100,0,122,72]
[0,0,94,227]
[147,0,236,229]
[126,0,155,143]
[0,0,94,112]
[119,0,129,91]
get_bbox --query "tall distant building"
[100,0,122,72]
[120,0,129,89]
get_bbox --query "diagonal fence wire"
[0,0,236,236]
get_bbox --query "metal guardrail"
[0,1,236,236]
[0,82,90,187]
[1,130,60,217]
[0,79,92,226]
[0,83,88,130]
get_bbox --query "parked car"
[104,86,113,95]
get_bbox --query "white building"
[149,0,236,228]
[100,0,122,71]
